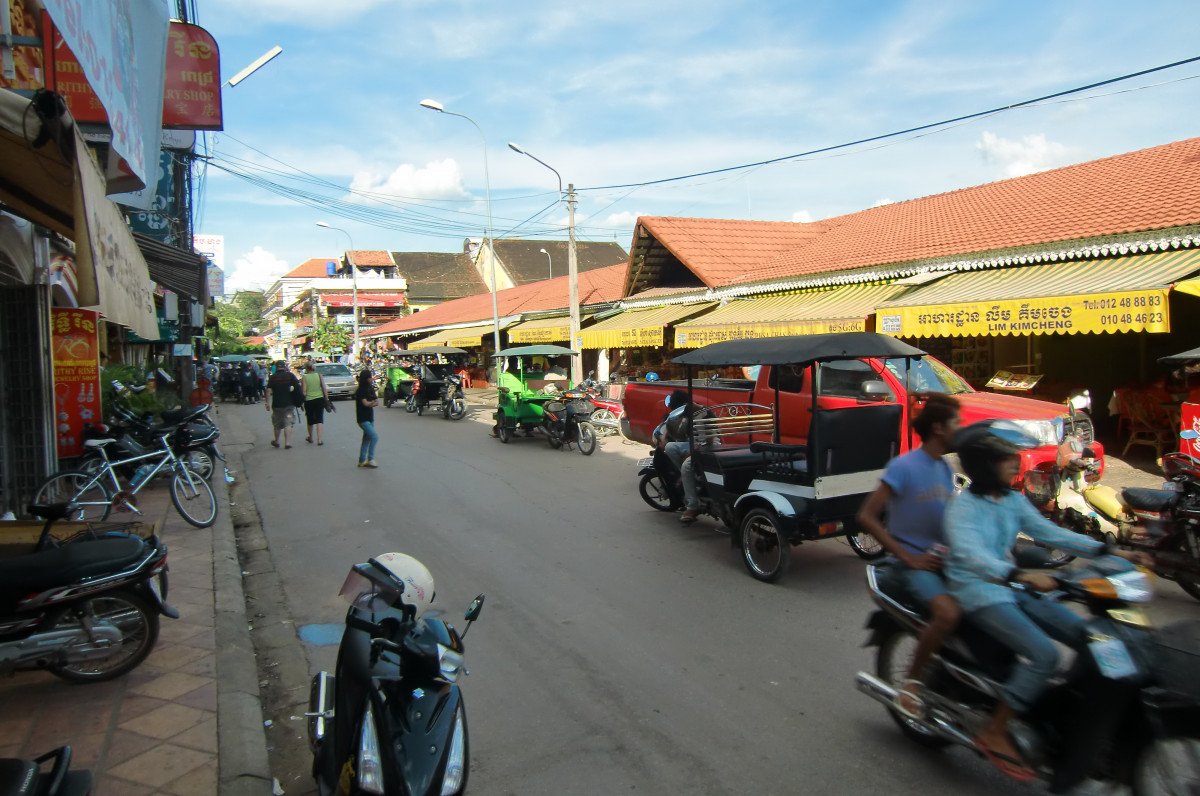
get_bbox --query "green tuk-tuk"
[492,345,578,443]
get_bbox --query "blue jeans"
[358,421,378,463]
[967,593,1087,712]
[663,442,699,510]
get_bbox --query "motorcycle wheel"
[1174,544,1200,602]
[848,531,886,560]
[1133,738,1200,795]
[639,473,678,512]
[740,508,790,583]
[51,589,160,682]
[405,394,418,414]
[590,407,618,436]
[577,423,597,456]
[446,397,468,421]
[33,470,113,521]
[875,626,951,749]
[546,425,563,449]
[171,469,217,528]
[497,423,511,443]
[182,447,215,482]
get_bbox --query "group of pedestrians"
[261,359,380,467]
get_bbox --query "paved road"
[224,398,1198,795]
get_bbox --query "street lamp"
[420,99,501,364]
[540,247,552,279]
[223,45,283,88]
[315,222,358,361]
[509,142,581,383]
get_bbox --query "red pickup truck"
[620,355,1101,480]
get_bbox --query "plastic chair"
[1121,389,1174,459]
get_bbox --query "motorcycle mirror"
[460,594,485,638]
[1082,446,1098,458]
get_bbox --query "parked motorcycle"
[540,396,597,455]
[0,746,92,795]
[308,553,484,796]
[0,502,177,682]
[856,555,1200,792]
[574,372,623,437]
[441,374,468,421]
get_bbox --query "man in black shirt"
[265,361,300,448]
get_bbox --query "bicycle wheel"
[171,468,217,527]
[33,470,113,521]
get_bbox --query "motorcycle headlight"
[1011,418,1063,448]
[357,702,385,794]
[440,705,467,795]
[437,643,463,683]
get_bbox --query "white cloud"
[605,211,641,229]
[872,198,895,207]
[975,131,1073,178]
[225,247,290,293]
[347,159,469,203]
[791,210,813,223]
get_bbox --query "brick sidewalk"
[0,474,236,794]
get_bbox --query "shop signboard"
[877,288,1171,338]
[51,308,100,460]
[509,326,567,344]
[125,150,177,243]
[127,311,181,343]
[161,22,223,130]
[676,318,866,348]
[1182,403,1200,459]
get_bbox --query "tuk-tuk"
[404,346,469,420]
[671,332,925,582]
[491,345,578,443]
[381,361,418,408]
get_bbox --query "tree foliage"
[311,318,351,356]
[212,292,268,354]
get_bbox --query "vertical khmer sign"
[51,308,100,460]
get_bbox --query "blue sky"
[194,0,1200,293]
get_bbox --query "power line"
[581,55,1200,192]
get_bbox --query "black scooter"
[309,556,484,796]
[0,503,177,682]
[0,747,92,795]
[541,396,597,455]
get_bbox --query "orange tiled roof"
[748,136,1200,284]
[368,262,629,337]
[347,250,394,267]
[282,258,333,279]
[240,336,266,345]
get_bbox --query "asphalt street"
[221,397,1199,795]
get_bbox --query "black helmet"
[954,420,1039,495]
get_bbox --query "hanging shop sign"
[51,308,100,460]
[877,289,1171,338]
[161,22,222,130]
[125,150,177,243]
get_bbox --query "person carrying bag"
[301,361,331,445]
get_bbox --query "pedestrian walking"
[302,361,332,445]
[239,363,258,404]
[355,369,380,468]
[265,361,300,448]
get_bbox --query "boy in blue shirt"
[857,393,961,721]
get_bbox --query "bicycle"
[33,427,218,528]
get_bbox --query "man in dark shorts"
[265,361,299,448]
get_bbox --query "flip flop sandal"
[972,738,1037,782]
[893,679,926,721]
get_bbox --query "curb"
[211,445,274,795]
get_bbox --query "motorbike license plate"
[1088,636,1138,679]
[637,457,654,469]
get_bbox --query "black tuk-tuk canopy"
[672,332,926,367]
[1158,346,1200,367]
[409,346,468,356]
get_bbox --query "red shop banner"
[51,308,101,460]
[42,15,223,130]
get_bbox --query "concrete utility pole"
[316,222,358,360]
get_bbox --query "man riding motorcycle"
[653,390,701,523]
[945,420,1150,782]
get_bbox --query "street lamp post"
[315,222,358,361]
[420,99,501,367]
[540,247,552,279]
[508,143,582,384]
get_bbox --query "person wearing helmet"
[943,420,1148,782]
[856,392,962,721]
[653,390,703,523]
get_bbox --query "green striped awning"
[875,250,1200,337]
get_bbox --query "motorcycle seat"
[0,759,38,796]
[0,536,147,593]
[160,406,207,425]
[1121,487,1177,512]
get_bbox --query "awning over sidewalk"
[135,232,207,301]
[507,314,593,344]
[876,250,1200,337]
[410,322,496,349]
[673,284,905,348]
[578,303,715,349]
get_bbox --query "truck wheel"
[740,508,790,582]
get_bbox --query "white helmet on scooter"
[372,552,436,618]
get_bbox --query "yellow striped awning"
[673,284,906,349]
[409,323,495,349]
[577,303,715,349]
[875,250,1200,337]
[507,314,592,344]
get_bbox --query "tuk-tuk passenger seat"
[809,404,902,477]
